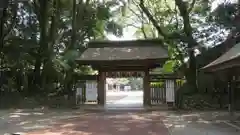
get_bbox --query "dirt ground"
[1,109,240,135]
[0,109,169,135]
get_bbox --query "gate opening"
[105,77,143,109]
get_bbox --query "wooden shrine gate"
[74,74,184,106]
[74,72,145,105]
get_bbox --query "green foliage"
[162,60,176,73]
[210,2,239,29]
[1,0,238,108]
[128,78,143,90]
[150,82,164,86]
[180,93,228,110]
[121,0,231,91]
[0,0,126,102]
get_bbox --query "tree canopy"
[119,0,235,91]
[0,0,125,97]
[0,0,238,105]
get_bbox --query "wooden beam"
[87,39,166,48]
[76,59,167,66]
[97,71,106,105]
[150,74,182,80]
[92,64,161,71]
[99,67,148,72]
[105,71,144,78]
[75,75,98,80]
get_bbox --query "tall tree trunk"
[0,10,6,53]
[64,0,77,98]
[0,7,7,94]
[41,0,60,90]
[33,57,41,88]
[33,0,49,90]
[185,50,197,92]
[175,0,198,91]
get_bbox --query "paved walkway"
[1,109,240,135]
[28,112,168,135]
[1,110,168,135]
[163,111,240,135]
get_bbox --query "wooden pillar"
[229,75,236,114]
[174,79,177,107]
[98,71,106,105]
[143,68,151,106]
[232,76,236,111]
[227,68,237,115]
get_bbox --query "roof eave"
[88,38,166,48]
[201,57,240,72]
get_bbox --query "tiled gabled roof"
[203,42,240,70]
[77,39,168,61]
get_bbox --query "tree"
[0,0,125,99]
[122,0,227,92]
[210,1,240,37]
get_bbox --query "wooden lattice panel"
[106,71,144,78]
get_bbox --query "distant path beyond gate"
[106,91,143,110]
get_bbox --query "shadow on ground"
[1,109,169,135]
[1,109,240,135]
[29,112,168,135]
